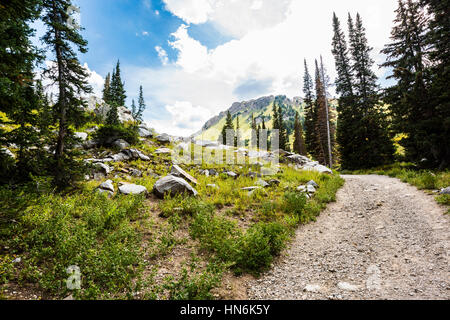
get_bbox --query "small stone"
[306,180,319,188]
[304,284,321,293]
[337,282,359,291]
[257,179,270,188]
[119,184,148,195]
[171,164,198,185]
[99,179,114,192]
[112,139,130,150]
[439,187,450,195]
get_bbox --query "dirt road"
[248,175,450,300]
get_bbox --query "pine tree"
[418,0,450,168]
[293,112,307,155]
[0,0,44,181]
[250,113,257,148]
[234,115,241,147]
[332,12,357,169]
[131,99,137,121]
[314,60,327,165]
[136,85,146,123]
[110,60,126,107]
[41,0,93,188]
[341,13,394,169]
[221,111,234,146]
[277,104,289,151]
[381,0,429,165]
[303,60,317,157]
[102,72,111,103]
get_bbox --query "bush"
[1,188,146,299]
[93,124,139,147]
[159,196,214,218]
[282,191,307,217]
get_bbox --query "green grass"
[343,162,450,213]
[1,132,345,299]
[0,185,147,299]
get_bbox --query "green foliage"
[162,261,223,300]
[159,195,214,218]
[0,186,145,299]
[282,191,307,217]
[93,124,139,147]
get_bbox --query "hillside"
[195,95,337,147]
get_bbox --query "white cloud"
[168,24,210,73]
[127,0,398,136]
[142,31,149,36]
[155,46,169,66]
[163,0,213,24]
[150,101,213,137]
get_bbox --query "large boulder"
[99,180,114,192]
[153,175,198,199]
[119,183,148,195]
[170,165,198,185]
[138,126,153,138]
[156,133,171,144]
[112,139,130,150]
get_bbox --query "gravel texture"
[248,175,450,300]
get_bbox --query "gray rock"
[226,171,238,178]
[153,175,198,199]
[119,184,148,195]
[111,152,130,162]
[99,180,114,192]
[209,169,218,176]
[195,140,219,147]
[297,185,307,193]
[129,168,143,177]
[94,163,111,175]
[138,127,153,138]
[156,133,171,144]
[306,185,317,193]
[286,154,310,165]
[267,179,281,187]
[439,187,450,195]
[154,148,172,155]
[306,180,319,188]
[97,188,113,197]
[112,139,130,150]
[257,179,270,188]
[74,132,88,141]
[241,186,261,191]
[207,184,219,189]
[171,165,198,185]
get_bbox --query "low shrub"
[93,124,139,147]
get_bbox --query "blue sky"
[35,0,399,136]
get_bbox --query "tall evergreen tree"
[314,60,328,165]
[235,115,241,147]
[102,72,111,103]
[381,0,429,165]
[277,104,289,151]
[418,0,450,168]
[221,111,234,146]
[110,60,126,107]
[131,99,137,121]
[340,13,394,169]
[136,85,146,123]
[251,113,257,148]
[303,60,317,157]
[0,0,43,181]
[293,112,307,155]
[41,0,92,188]
[332,12,357,169]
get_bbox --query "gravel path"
[248,175,450,300]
